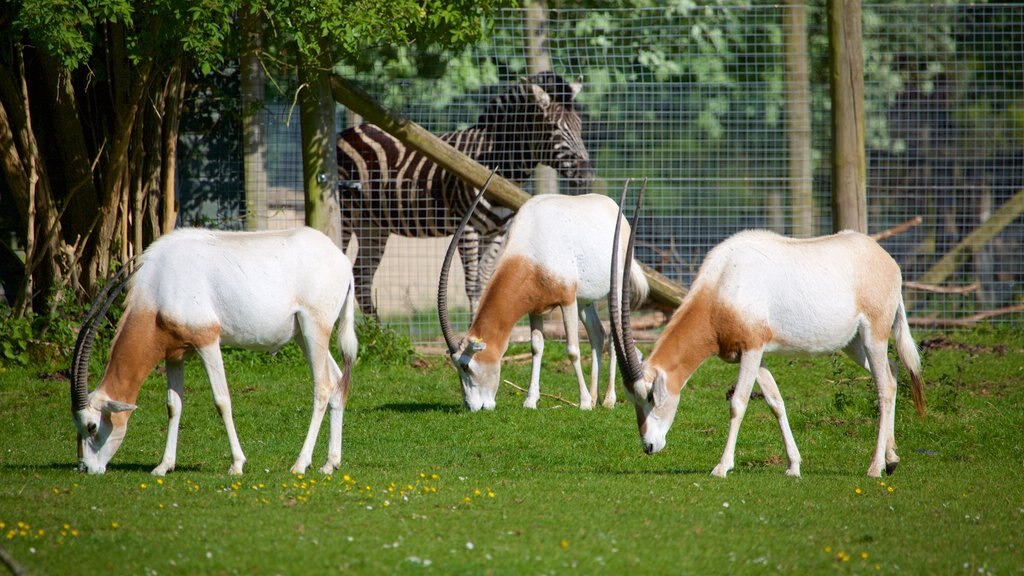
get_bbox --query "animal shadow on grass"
[375,402,462,414]
[1,461,203,474]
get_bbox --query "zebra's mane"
[527,71,577,106]
[476,71,579,129]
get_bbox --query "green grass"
[1,326,1022,574]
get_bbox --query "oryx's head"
[608,179,683,455]
[437,170,502,412]
[70,263,137,474]
[72,392,137,474]
[445,336,501,412]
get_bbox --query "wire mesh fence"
[177,3,1024,345]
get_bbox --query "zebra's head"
[479,72,594,193]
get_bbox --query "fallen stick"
[502,379,578,408]
[0,545,27,576]
[909,304,1024,327]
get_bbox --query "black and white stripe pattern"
[337,72,593,318]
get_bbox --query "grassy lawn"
[1,325,1022,574]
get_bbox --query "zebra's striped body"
[337,72,593,318]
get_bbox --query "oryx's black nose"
[643,442,655,455]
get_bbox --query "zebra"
[336,71,594,319]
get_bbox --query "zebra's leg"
[478,228,508,290]
[457,226,483,318]
[353,226,389,319]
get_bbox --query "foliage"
[355,316,416,366]
[0,291,121,369]
[0,327,1022,573]
[0,0,516,323]
[0,306,33,366]
[260,0,513,65]
[11,0,238,73]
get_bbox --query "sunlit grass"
[1,327,1022,574]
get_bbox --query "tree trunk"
[0,21,188,317]
[828,0,866,233]
[298,44,339,240]
[785,0,815,237]
[161,58,186,233]
[241,9,268,232]
[7,44,64,315]
[524,0,558,196]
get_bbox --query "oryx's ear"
[97,399,137,413]
[651,370,669,406]
[468,336,486,352]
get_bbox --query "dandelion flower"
[560,539,570,549]
[855,487,862,494]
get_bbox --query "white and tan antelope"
[609,186,926,478]
[438,179,649,412]
[70,227,358,476]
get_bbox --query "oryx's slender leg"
[196,344,246,475]
[864,335,899,478]
[523,313,545,409]
[712,348,764,477]
[755,365,802,477]
[292,318,334,475]
[578,302,613,408]
[321,354,347,474]
[845,333,900,476]
[561,300,593,410]
[153,358,185,476]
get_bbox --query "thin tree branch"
[502,379,578,408]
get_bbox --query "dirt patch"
[918,336,1009,356]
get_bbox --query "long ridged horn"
[608,179,631,376]
[71,260,137,413]
[609,179,646,389]
[438,168,498,354]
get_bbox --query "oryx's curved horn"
[71,259,137,412]
[438,168,498,354]
[609,178,646,388]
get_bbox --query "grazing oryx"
[439,176,649,412]
[608,184,926,478]
[71,227,358,476]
